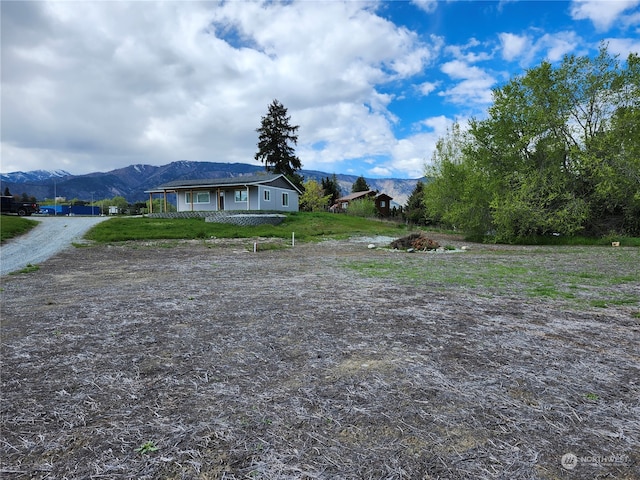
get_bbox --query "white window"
[264,190,271,201]
[380,200,386,207]
[185,191,210,204]
[235,190,248,202]
[282,192,289,207]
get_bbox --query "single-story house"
[330,190,393,217]
[145,173,301,213]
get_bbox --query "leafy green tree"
[351,175,370,193]
[255,99,302,185]
[424,123,492,238]
[426,46,639,241]
[300,180,331,212]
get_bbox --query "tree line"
[419,46,639,241]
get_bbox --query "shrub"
[346,198,377,218]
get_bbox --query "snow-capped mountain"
[0,169,73,183]
[0,162,421,206]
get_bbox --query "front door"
[219,192,224,211]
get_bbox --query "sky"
[1,1,639,179]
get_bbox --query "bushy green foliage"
[299,180,331,212]
[424,46,640,242]
[345,197,377,218]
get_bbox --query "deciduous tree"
[300,180,331,212]
[425,46,640,241]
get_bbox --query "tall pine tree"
[351,175,370,193]
[255,99,302,187]
[321,174,341,204]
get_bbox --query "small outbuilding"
[330,190,393,217]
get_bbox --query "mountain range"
[0,161,421,207]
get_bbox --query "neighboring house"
[146,174,301,213]
[330,190,393,217]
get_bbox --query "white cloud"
[605,37,640,57]
[1,1,634,180]
[368,165,393,177]
[499,33,532,61]
[417,81,438,96]
[570,0,640,31]
[445,38,493,63]
[1,1,439,177]
[439,61,496,105]
[411,0,439,14]
[498,30,580,66]
[538,31,581,62]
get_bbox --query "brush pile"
[390,232,440,251]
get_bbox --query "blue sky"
[1,1,639,179]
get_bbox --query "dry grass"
[1,236,638,479]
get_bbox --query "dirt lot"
[1,235,639,479]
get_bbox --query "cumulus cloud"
[1,1,633,179]
[439,61,496,105]
[499,33,532,61]
[411,0,439,14]
[2,2,430,171]
[1,1,441,177]
[499,30,580,66]
[605,36,640,56]
[570,0,640,31]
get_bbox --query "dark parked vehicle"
[1,196,39,216]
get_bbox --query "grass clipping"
[1,238,638,479]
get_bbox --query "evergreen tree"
[3,187,11,196]
[321,174,341,204]
[351,175,370,193]
[255,99,302,182]
[404,181,426,225]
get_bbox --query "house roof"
[336,190,377,202]
[146,173,301,193]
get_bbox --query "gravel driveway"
[0,215,110,275]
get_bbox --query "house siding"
[149,173,300,213]
[176,186,298,212]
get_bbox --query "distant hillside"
[0,161,421,206]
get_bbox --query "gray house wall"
[176,185,298,212]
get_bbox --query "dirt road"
[0,215,110,275]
